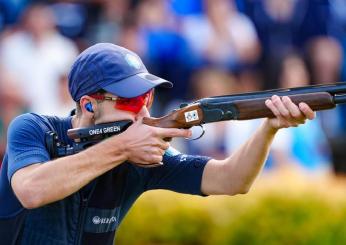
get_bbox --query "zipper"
[74,180,97,245]
[75,195,88,245]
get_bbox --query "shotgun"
[47,82,346,158]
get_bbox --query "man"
[0,43,315,245]
[0,3,78,116]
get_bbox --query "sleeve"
[140,147,211,196]
[6,114,50,182]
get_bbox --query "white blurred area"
[0,4,78,116]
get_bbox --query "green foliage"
[217,194,346,245]
[116,179,346,245]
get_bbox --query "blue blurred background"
[1,0,346,176]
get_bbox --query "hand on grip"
[119,119,191,167]
[265,95,315,129]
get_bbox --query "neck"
[71,115,95,129]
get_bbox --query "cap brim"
[102,72,173,98]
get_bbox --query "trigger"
[188,124,205,141]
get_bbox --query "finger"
[299,103,316,120]
[135,162,163,168]
[132,117,143,125]
[282,96,302,119]
[271,95,290,118]
[155,147,166,156]
[161,140,170,150]
[152,138,170,150]
[265,98,282,118]
[141,153,163,165]
[156,128,192,139]
[150,155,163,164]
[128,157,163,167]
[282,96,307,124]
[266,99,289,128]
[128,117,143,130]
[145,146,166,158]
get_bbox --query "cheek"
[98,105,136,123]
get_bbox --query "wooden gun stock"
[143,104,204,128]
[234,92,335,120]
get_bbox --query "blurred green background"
[116,169,346,245]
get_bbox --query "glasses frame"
[89,89,154,113]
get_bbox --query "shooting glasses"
[89,89,154,114]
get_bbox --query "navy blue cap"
[68,43,173,101]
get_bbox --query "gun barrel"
[198,82,346,104]
[334,94,346,104]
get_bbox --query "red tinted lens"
[115,90,154,113]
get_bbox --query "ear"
[80,96,97,115]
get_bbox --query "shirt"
[0,113,210,245]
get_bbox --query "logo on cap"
[125,53,142,69]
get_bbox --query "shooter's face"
[93,92,152,124]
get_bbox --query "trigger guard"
[187,124,205,141]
